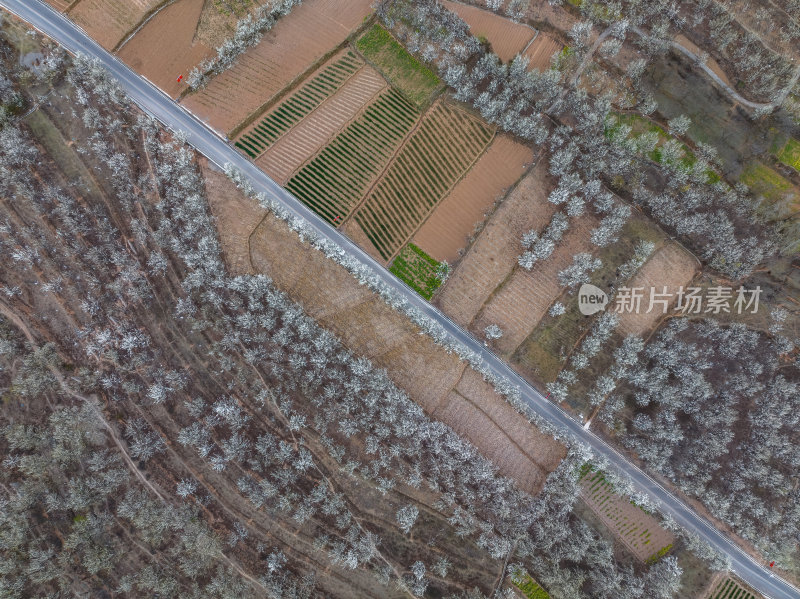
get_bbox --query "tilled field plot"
[436,162,556,327]
[706,576,760,599]
[524,33,563,70]
[44,0,70,11]
[441,0,536,62]
[413,134,534,263]
[616,242,698,336]
[285,88,420,224]
[68,0,163,50]
[354,101,494,260]
[117,0,214,98]
[181,0,374,133]
[235,50,364,159]
[580,470,674,562]
[473,212,601,356]
[257,66,387,183]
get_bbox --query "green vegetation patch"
[709,576,760,599]
[356,24,440,107]
[776,137,800,172]
[213,0,253,17]
[604,113,719,184]
[740,161,798,220]
[510,569,550,599]
[389,243,446,300]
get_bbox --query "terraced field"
[285,88,420,224]
[707,577,760,599]
[257,66,387,183]
[235,51,364,159]
[579,468,674,562]
[354,101,494,260]
[68,0,163,50]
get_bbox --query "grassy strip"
[510,569,550,599]
[776,137,800,171]
[605,113,720,183]
[389,243,445,300]
[356,24,440,107]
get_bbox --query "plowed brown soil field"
[616,242,698,336]
[435,160,556,327]
[201,158,267,276]
[256,66,386,183]
[473,212,601,356]
[44,0,70,11]
[68,0,163,50]
[524,33,562,70]
[442,0,535,62]
[118,0,213,99]
[181,0,374,134]
[413,134,534,263]
[433,368,566,495]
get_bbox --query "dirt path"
[0,298,167,503]
[631,25,800,111]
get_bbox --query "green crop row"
[286,88,419,224]
[355,103,493,259]
[709,577,758,599]
[235,52,362,158]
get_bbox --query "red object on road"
[176,75,183,83]
[770,561,775,568]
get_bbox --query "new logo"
[578,283,608,315]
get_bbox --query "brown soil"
[580,473,675,562]
[442,0,536,63]
[340,218,387,265]
[525,0,580,37]
[180,0,374,134]
[674,33,732,87]
[432,368,566,495]
[473,212,601,356]
[435,160,555,327]
[200,158,267,276]
[616,242,699,337]
[117,0,214,99]
[209,193,568,496]
[68,0,164,51]
[194,0,259,49]
[256,65,386,183]
[413,134,535,263]
[523,33,563,70]
[44,0,70,11]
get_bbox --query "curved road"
[2,2,798,597]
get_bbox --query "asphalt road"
[3,1,798,597]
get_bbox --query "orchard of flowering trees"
[601,317,800,564]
